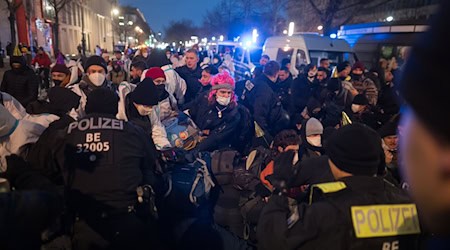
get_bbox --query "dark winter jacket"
[176,65,202,103]
[257,176,423,250]
[191,99,241,152]
[1,56,39,107]
[290,75,320,115]
[273,76,292,111]
[57,113,159,212]
[241,75,289,138]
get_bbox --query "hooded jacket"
[1,56,39,107]
[116,82,171,149]
[0,91,27,119]
[0,105,47,172]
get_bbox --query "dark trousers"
[38,68,50,89]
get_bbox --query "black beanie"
[336,61,350,73]
[325,123,382,176]
[378,121,398,138]
[400,1,450,142]
[47,87,81,115]
[352,94,369,105]
[84,55,108,72]
[85,88,118,115]
[128,78,159,106]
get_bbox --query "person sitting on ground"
[190,71,241,152]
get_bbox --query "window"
[309,51,356,68]
[276,48,293,63]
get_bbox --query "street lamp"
[317,25,323,31]
[386,16,394,22]
[288,22,295,36]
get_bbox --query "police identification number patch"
[351,204,420,238]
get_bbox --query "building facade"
[115,6,152,48]
[0,0,124,57]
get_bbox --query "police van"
[263,33,356,78]
[337,21,429,69]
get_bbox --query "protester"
[190,71,241,152]
[299,117,324,161]
[50,62,71,87]
[116,78,171,150]
[31,47,51,89]
[145,67,178,121]
[1,49,39,108]
[69,55,115,117]
[0,91,27,119]
[0,105,50,172]
[175,49,202,103]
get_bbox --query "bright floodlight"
[330,33,337,39]
[219,35,224,41]
[288,22,295,36]
[128,21,133,26]
[112,8,119,15]
[283,30,288,35]
[317,25,323,31]
[386,16,394,22]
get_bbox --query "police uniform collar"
[339,176,387,192]
[83,113,117,119]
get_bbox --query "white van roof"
[264,34,353,52]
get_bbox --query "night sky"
[118,0,221,35]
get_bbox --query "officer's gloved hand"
[2,154,57,192]
[266,151,297,194]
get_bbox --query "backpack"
[162,112,201,150]
[233,146,272,192]
[210,149,240,186]
[163,152,216,211]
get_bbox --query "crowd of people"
[1,2,450,249]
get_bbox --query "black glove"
[266,151,297,193]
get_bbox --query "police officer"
[57,88,162,249]
[257,124,422,250]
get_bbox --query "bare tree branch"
[307,0,324,17]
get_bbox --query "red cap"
[145,67,166,80]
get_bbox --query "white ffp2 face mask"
[135,104,152,116]
[88,73,106,87]
[216,96,231,106]
[307,136,322,147]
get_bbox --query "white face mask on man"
[307,136,322,147]
[88,73,106,87]
[135,104,152,116]
[216,96,231,106]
